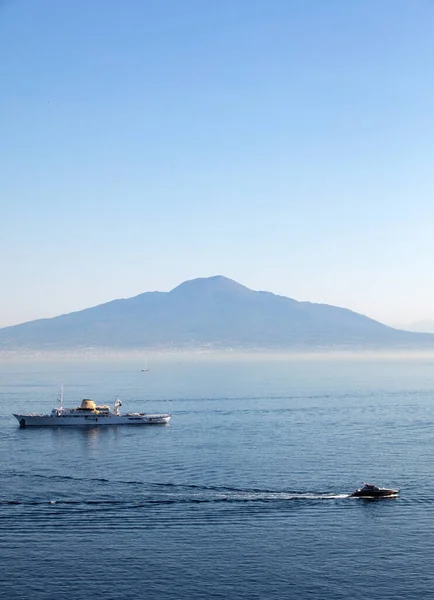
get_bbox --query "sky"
[1,0,434,328]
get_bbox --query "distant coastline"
[3,347,434,363]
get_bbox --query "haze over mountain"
[1,276,433,352]
[403,320,434,334]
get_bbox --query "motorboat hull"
[350,488,399,498]
[13,413,171,427]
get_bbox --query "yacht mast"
[58,385,64,410]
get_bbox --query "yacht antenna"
[58,385,64,409]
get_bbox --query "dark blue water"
[1,355,434,599]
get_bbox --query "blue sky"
[1,0,434,327]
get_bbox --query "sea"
[1,353,434,600]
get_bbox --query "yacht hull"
[13,413,171,427]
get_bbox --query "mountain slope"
[0,275,433,350]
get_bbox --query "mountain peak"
[169,275,252,295]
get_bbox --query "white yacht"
[13,389,171,427]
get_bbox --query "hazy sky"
[2,0,434,328]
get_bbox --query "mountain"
[1,275,434,351]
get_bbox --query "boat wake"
[0,494,350,507]
[0,471,355,509]
[0,489,350,508]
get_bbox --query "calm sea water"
[1,354,434,600]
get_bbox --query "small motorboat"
[350,483,399,498]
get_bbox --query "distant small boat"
[141,359,149,372]
[350,483,399,498]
